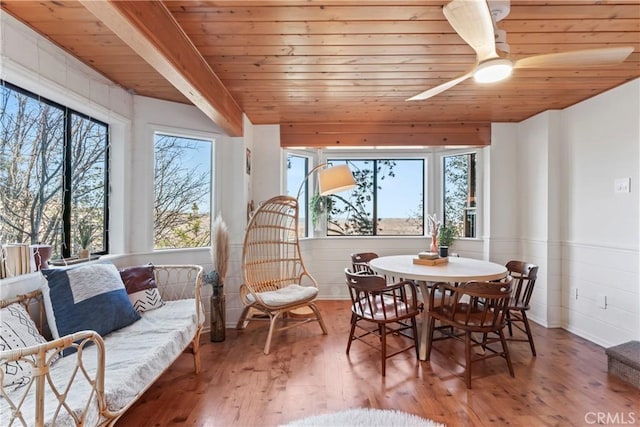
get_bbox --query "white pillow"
[0,303,55,391]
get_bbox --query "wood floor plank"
[117,300,639,426]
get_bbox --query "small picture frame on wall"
[246,148,251,175]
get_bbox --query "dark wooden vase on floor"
[210,293,226,342]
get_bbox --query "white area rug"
[281,408,445,427]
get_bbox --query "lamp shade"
[318,164,356,196]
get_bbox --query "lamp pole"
[296,163,328,200]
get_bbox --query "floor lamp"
[289,163,356,318]
[296,163,357,200]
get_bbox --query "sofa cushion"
[248,284,318,307]
[0,303,58,391]
[41,263,140,340]
[119,265,165,313]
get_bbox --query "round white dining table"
[368,255,508,360]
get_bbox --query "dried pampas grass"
[211,214,229,284]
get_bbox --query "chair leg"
[521,310,537,356]
[411,316,419,359]
[465,331,473,389]
[346,313,357,354]
[308,303,329,335]
[498,328,515,377]
[380,323,387,376]
[263,312,283,355]
[236,306,252,329]
[506,310,513,336]
[425,316,436,361]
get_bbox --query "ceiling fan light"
[474,58,513,83]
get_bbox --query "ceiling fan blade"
[406,71,474,101]
[514,47,634,69]
[443,0,498,62]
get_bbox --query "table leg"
[418,281,429,361]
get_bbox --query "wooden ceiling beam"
[79,0,243,137]
[280,122,491,148]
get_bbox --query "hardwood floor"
[117,301,638,427]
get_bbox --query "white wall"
[492,79,640,346]
[560,79,640,346]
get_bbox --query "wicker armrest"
[1,331,106,427]
[153,264,204,325]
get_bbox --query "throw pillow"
[119,265,165,313]
[41,263,140,341]
[0,303,58,391]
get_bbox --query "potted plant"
[438,223,458,258]
[77,220,94,258]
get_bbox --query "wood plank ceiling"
[2,0,639,147]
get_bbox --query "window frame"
[323,153,427,237]
[152,128,215,250]
[0,80,110,258]
[438,148,482,240]
[284,151,313,237]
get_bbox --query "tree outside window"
[322,159,424,236]
[154,133,212,249]
[443,153,477,238]
[0,81,108,259]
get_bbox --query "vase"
[430,234,438,253]
[210,294,226,342]
[31,244,53,270]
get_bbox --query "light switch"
[614,178,630,193]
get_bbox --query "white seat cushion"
[248,284,318,307]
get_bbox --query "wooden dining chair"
[350,252,379,274]
[344,268,420,376]
[505,260,539,356]
[426,276,514,388]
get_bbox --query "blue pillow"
[41,263,140,341]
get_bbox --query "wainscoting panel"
[562,241,639,347]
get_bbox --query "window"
[443,152,477,238]
[0,81,109,259]
[286,154,309,237]
[154,132,212,249]
[324,159,424,236]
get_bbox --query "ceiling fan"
[407,0,634,101]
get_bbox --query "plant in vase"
[76,220,94,259]
[438,222,458,258]
[209,214,229,342]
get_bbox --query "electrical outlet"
[614,178,630,193]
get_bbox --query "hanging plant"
[310,192,333,227]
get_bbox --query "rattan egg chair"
[236,195,328,354]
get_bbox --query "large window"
[443,152,477,238]
[0,81,108,259]
[323,159,424,236]
[154,133,212,249]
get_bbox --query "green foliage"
[76,219,94,249]
[310,192,332,227]
[438,222,458,248]
[443,154,474,237]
